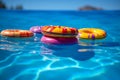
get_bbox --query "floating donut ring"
[1,29,34,37]
[30,26,42,34]
[78,28,106,39]
[41,36,78,44]
[41,26,78,38]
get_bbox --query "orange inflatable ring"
[41,26,78,38]
[1,29,34,37]
[78,28,106,39]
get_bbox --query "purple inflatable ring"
[41,36,78,44]
[30,26,42,33]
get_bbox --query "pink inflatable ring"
[30,26,42,33]
[41,36,78,44]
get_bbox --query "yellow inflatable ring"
[1,29,34,37]
[41,26,78,38]
[78,28,106,39]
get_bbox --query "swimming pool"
[0,10,120,80]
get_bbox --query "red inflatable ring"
[1,29,34,37]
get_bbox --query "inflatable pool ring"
[41,36,78,44]
[78,28,106,39]
[41,26,78,38]
[1,29,34,37]
[30,26,42,33]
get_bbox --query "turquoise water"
[0,10,120,80]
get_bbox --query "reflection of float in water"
[41,43,95,61]
[39,45,105,80]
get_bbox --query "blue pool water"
[0,10,120,80]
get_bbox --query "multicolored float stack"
[40,25,78,44]
[0,25,107,44]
